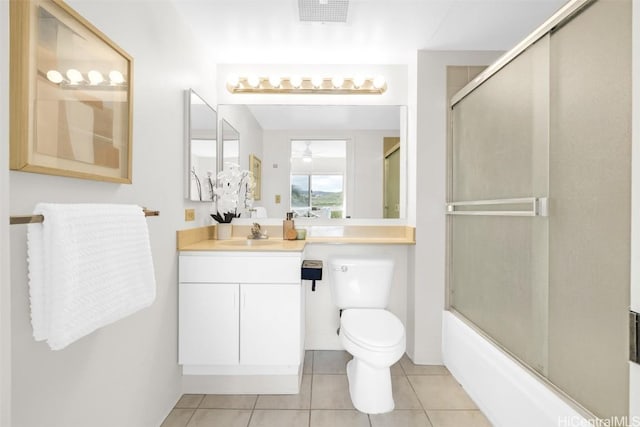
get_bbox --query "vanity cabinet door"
[240,284,301,366]
[179,283,239,365]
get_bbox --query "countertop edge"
[178,237,416,252]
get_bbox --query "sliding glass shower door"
[449,35,550,375]
[448,0,631,419]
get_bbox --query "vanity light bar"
[226,76,387,94]
[43,68,128,90]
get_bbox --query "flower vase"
[217,223,232,240]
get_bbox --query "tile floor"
[161,351,492,427]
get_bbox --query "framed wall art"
[10,0,134,183]
[249,153,262,201]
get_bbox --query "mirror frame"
[185,89,217,202]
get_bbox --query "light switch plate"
[185,209,195,221]
[275,194,281,204]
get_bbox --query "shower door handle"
[445,197,548,217]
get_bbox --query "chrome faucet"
[249,222,268,239]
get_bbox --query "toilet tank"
[328,257,395,309]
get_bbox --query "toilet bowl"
[328,257,406,414]
[339,309,406,414]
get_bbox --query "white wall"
[262,129,398,219]
[0,1,11,425]
[409,50,502,364]
[5,1,215,426]
[303,244,409,349]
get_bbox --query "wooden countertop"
[177,225,416,252]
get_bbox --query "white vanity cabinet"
[179,282,239,365]
[178,251,304,393]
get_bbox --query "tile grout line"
[245,392,259,427]
[405,373,435,427]
[182,405,197,427]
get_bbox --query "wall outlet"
[185,208,195,221]
[275,194,281,204]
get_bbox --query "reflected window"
[290,140,347,218]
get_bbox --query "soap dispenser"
[283,212,296,240]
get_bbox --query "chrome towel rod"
[446,197,548,217]
[9,208,160,225]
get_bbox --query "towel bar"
[9,208,160,225]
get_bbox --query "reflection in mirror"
[291,140,347,218]
[186,89,217,201]
[217,104,406,220]
[222,119,239,170]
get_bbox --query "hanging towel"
[27,203,156,350]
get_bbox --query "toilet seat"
[341,309,405,352]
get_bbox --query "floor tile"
[311,375,355,409]
[391,359,405,376]
[175,394,204,409]
[186,409,252,427]
[313,350,352,374]
[303,351,314,374]
[249,409,310,427]
[255,375,312,409]
[310,410,370,427]
[399,355,450,376]
[392,375,423,410]
[426,410,492,427]
[200,394,257,409]
[408,376,477,410]
[160,409,195,427]
[370,410,433,427]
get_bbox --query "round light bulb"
[373,75,386,89]
[109,70,125,84]
[289,75,302,88]
[66,69,83,84]
[88,70,104,85]
[46,70,63,84]
[247,75,260,88]
[268,76,281,88]
[311,75,323,89]
[331,76,344,89]
[352,75,365,89]
[226,74,240,88]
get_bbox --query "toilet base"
[346,358,395,414]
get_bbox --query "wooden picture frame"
[249,154,262,201]
[10,0,134,183]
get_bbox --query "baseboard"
[442,311,589,427]
[181,373,302,395]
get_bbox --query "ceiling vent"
[298,0,349,23]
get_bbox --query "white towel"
[27,203,156,350]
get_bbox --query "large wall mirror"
[186,89,217,201]
[217,104,406,220]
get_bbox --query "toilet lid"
[340,309,405,350]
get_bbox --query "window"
[291,175,344,218]
[290,140,347,218]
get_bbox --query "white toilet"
[328,257,406,414]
